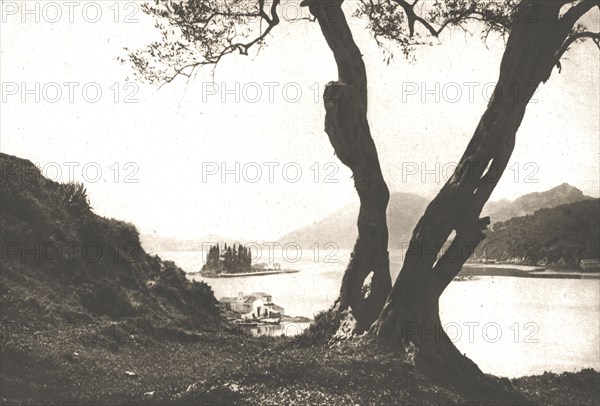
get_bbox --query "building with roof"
[219,292,284,319]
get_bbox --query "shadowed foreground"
[1,323,599,405]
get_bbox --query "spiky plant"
[61,182,91,217]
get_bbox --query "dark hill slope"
[475,199,600,265]
[0,153,219,329]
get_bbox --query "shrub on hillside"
[80,285,136,319]
[152,262,220,319]
[296,305,342,346]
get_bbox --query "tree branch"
[560,0,600,29]
[130,0,282,84]
[392,0,438,36]
[555,30,600,65]
[358,0,518,55]
[389,0,499,39]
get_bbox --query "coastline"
[190,269,300,278]
[462,263,600,279]
[216,269,300,278]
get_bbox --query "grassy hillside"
[475,199,600,266]
[0,153,219,330]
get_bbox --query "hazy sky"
[2,1,599,241]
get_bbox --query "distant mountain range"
[140,183,594,252]
[278,183,595,250]
[278,192,429,250]
[482,183,594,223]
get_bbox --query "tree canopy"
[129,0,599,83]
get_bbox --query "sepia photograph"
[1,0,599,404]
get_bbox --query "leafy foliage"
[296,304,342,346]
[203,242,252,273]
[80,285,136,318]
[60,182,91,218]
[473,199,600,266]
[355,0,530,62]
[127,0,280,83]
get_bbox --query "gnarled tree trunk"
[303,0,392,332]
[370,0,594,393]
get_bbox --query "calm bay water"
[156,249,600,378]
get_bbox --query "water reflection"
[247,322,312,337]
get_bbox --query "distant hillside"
[141,233,231,253]
[474,199,600,266]
[280,184,595,250]
[482,183,593,223]
[0,153,219,328]
[279,192,430,249]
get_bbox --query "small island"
[199,243,299,277]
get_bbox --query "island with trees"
[199,243,299,277]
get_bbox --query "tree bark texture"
[303,0,392,332]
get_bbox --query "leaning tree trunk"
[302,0,392,332]
[370,0,590,394]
